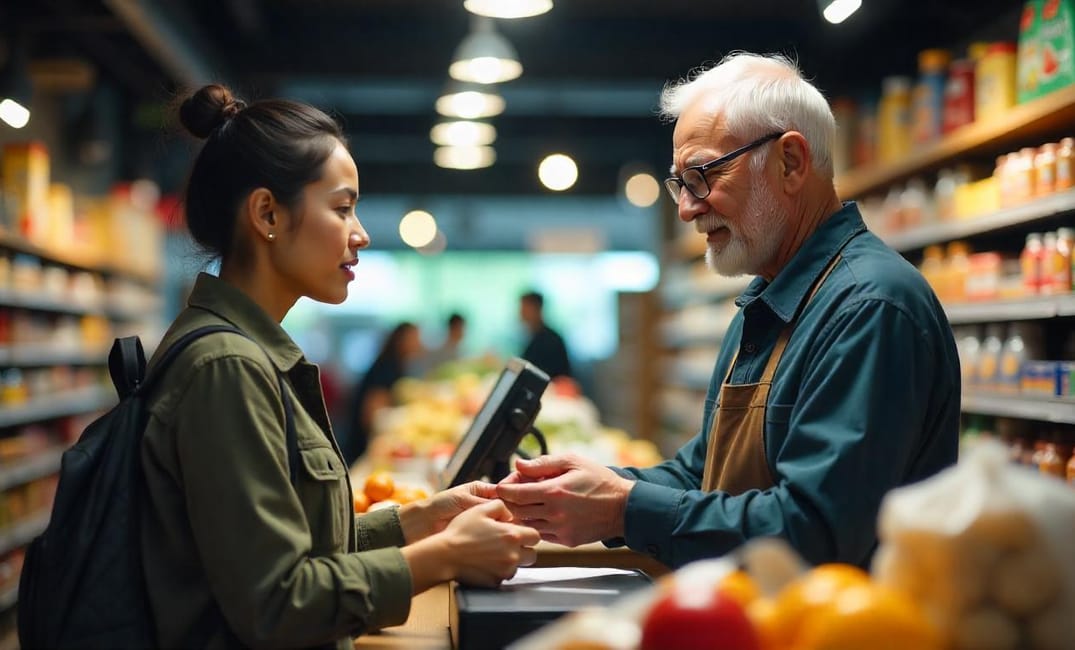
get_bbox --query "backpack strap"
[131,325,300,486]
[108,337,147,399]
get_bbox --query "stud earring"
[267,232,275,241]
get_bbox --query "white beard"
[703,176,787,277]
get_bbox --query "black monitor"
[439,357,550,489]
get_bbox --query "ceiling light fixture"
[399,210,438,248]
[819,0,861,24]
[435,81,505,119]
[538,153,578,191]
[624,172,660,207]
[449,17,522,84]
[0,38,33,129]
[434,145,496,170]
[430,120,497,147]
[463,0,553,19]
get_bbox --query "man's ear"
[243,187,278,243]
[777,132,811,194]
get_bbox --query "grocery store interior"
[2,0,1075,646]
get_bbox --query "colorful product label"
[1018,0,1075,102]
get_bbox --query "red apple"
[640,587,760,650]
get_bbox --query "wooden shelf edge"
[837,85,1075,198]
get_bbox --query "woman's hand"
[401,499,540,593]
[398,480,499,544]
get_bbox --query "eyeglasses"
[664,132,784,204]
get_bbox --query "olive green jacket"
[140,273,412,649]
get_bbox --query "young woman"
[140,84,540,648]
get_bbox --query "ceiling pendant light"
[449,17,522,84]
[463,0,552,19]
[818,0,861,24]
[430,120,497,147]
[435,81,505,119]
[434,145,496,170]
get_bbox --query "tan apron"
[701,255,841,494]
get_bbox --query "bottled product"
[1000,323,1043,394]
[946,241,971,302]
[1068,449,1075,485]
[1039,440,1068,479]
[1041,231,1060,294]
[1034,142,1058,197]
[942,58,975,133]
[920,244,945,293]
[878,76,912,163]
[1016,147,1038,203]
[900,177,932,228]
[934,168,958,221]
[1057,136,1074,191]
[977,324,1006,390]
[912,49,950,144]
[957,326,982,388]
[831,97,856,175]
[994,154,1012,206]
[975,42,1017,124]
[853,98,878,167]
[1064,226,1075,293]
[1021,232,1044,295]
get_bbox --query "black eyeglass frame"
[664,131,785,203]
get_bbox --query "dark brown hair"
[177,84,346,262]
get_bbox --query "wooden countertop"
[353,542,668,649]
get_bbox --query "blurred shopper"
[496,53,959,570]
[518,290,573,379]
[342,321,423,464]
[418,312,466,376]
[142,84,538,649]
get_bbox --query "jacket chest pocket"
[295,445,349,554]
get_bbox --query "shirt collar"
[186,272,306,371]
[733,202,866,322]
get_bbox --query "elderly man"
[496,52,960,569]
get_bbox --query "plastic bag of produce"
[873,439,1075,650]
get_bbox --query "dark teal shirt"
[618,202,960,568]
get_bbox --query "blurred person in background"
[342,321,423,465]
[142,84,538,649]
[496,52,959,571]
[417,312,466,376]
[519,290,573,379]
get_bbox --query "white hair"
[659,52,836,178]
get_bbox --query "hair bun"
[179,84,245,139]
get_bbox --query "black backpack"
[17,325,300,649]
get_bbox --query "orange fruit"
[718,570,761,607]
[746,597,782,650]
[363,472,395,503]
[353,491,370,513]
[767,563,871,647]
[795,583,942,650]
[390,485,430,504]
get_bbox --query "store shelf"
[0,386,114,429]
[884,189,1075,252]
[0,449,64,493]
[944,294,1075,324]
[0,288,106,317]
[0,230,159,287]
[0,512,49,556]
[836,85,1075,198]
[962,392,1075,424]
[0,345,110,367]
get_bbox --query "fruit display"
[351,470,429,514]
[362,359,663,483]
[510,539,941,650]
[510,441,1075,650]
[873,440,1075,649]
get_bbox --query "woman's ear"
[244,188,278,243]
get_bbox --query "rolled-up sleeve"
[616,299,946,569]
[171,356,412,647]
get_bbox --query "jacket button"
[744,342,757,354]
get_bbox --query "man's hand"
[495,453,635,547]
[399,480,499,544]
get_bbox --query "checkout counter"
[354,542,668,650]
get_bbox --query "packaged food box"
[1017,0,1075,103]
